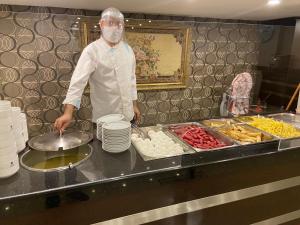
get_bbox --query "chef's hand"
[133,101,141,124]
[54,104,74,132]
[54,113,72,132]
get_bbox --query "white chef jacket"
[63,37,137,122]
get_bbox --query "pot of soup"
[21,130,93,172]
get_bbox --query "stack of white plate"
[102,121,131,153]
[0,100,19,178]
[20,112,29,142]
[96,114,125,141]
[11,107,26,153]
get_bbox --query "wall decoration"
[0,6,262,137]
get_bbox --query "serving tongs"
[131,122,148,139]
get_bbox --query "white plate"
[96,114,125,140]
[102,140,131,144]
[97,114,124,124]
[102,137,131,141]
[102,121,131,130]
[103,128,131,132]
[102,127,131,131]
[103,141,131,145]
[103,139,130,143]
[102,145,130,153]
[102,131,131,136]
[102,133,130,137]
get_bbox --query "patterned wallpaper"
[0,5,260,137]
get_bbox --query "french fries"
[219,125,263,144]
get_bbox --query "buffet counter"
[1,114,300,225]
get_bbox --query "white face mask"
[102,26,123,43]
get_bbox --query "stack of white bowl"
[96,114,125,141]
[20,112,29,142]
[0,100,19,178]
[11,107,26,152]
[102,121,131,153]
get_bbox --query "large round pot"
[20,144,93,172]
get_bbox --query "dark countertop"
[0,132,282,201]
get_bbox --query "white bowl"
[15,136,25,153]
[0,132,15,142]
[0,120,13,130]
[0,109,12,118]
[0,140,16,149]
[0,164,19,178]
[0,144,17,156]
[0,100,11,110]
[11,106,21,113]
[0,157,19,178]
[20,113,28,142]
[0,124,13,134]
[0,152,18,165]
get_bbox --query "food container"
[241,116,300,139]
[20,144,92,172]
[234,115,261,123]
[200,118,238,128]
[131,126,194,161]
[21,130,93,172]
[216,124,277,145]
[266,113,300,128]
[165,122,236,151]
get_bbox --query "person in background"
[54,7,140,132]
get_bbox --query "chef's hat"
[101,7,124,21]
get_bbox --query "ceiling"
[2,0,300,20]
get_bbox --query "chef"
[55,7,141,131]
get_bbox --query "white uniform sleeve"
[63,47,96,108]
[131,51,138,101]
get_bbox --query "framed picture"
[80,19,191,90]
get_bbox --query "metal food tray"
[131,126,195,161]
[241,115,300,140]
[237,115,300,151]
[164,122,237,152]
[266,113,300,129]
[200,118,239,128]
[216,123,278,145]
[233,115,266,123]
